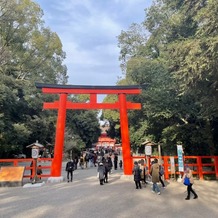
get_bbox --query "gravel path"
[0,161,218,218]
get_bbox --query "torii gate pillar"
[119,93,132,174]
[51,93,67,177]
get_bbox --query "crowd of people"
[66,148,120,184]
[132,158,198,200]
[132,158,168,194]
[66,151,198,200]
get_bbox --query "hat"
[99,162,103,166]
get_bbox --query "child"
[119,160,123,169]
[37,165,42,180]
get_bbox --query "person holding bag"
[182,167,198,200]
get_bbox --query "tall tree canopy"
[103,0,218,155]
[0,0,100,157]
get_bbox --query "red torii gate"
[36,83,142,177]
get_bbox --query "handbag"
[183,177,190,186]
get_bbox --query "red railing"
[132,155,218,180]
[0,158,53,179]
[1,156,218,180]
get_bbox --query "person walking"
[159,164,165,188]
[108,156,113,174]
[97,162,105,185]
[132,161,142,189]
[30,161,33,180]
[119,160,123,169]
[150,158,161,195]
[104,157,110,183]
[66,159,74,182]
[182,167,198,200]
[37,165,42,180]
[79,155,84,169]
[85,153,89,168]
[114,154,118,170]
[139,159,146,186]
[74,156,78,170]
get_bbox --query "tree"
[0,0,67,157]
[64,94,101,149]
[116,0,218,155]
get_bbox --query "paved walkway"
[0,161,218,218]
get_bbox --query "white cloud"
[34,0,152,86]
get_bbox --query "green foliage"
[0,0,102,158]
[64,131,85,159]
[66,109,101,149]
[116,0,218,155]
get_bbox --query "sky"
[34,0,152,86]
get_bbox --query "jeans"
[153,183,160,193]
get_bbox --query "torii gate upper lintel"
[35,82,142,177]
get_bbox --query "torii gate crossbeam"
[36,83,142,177]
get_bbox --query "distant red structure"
[36,83,142,176]
[96,133,116,149]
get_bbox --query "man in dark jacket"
[66,159,74,182]
[132,161,142,189]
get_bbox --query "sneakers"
[151,190,161,195]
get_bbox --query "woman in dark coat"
[132,161,142,189]
[97,162,105,185]
[107,156,113,174]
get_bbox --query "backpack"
[183,176,190,186]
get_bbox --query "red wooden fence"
[1,156,218,180]
[0,158,52,179]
